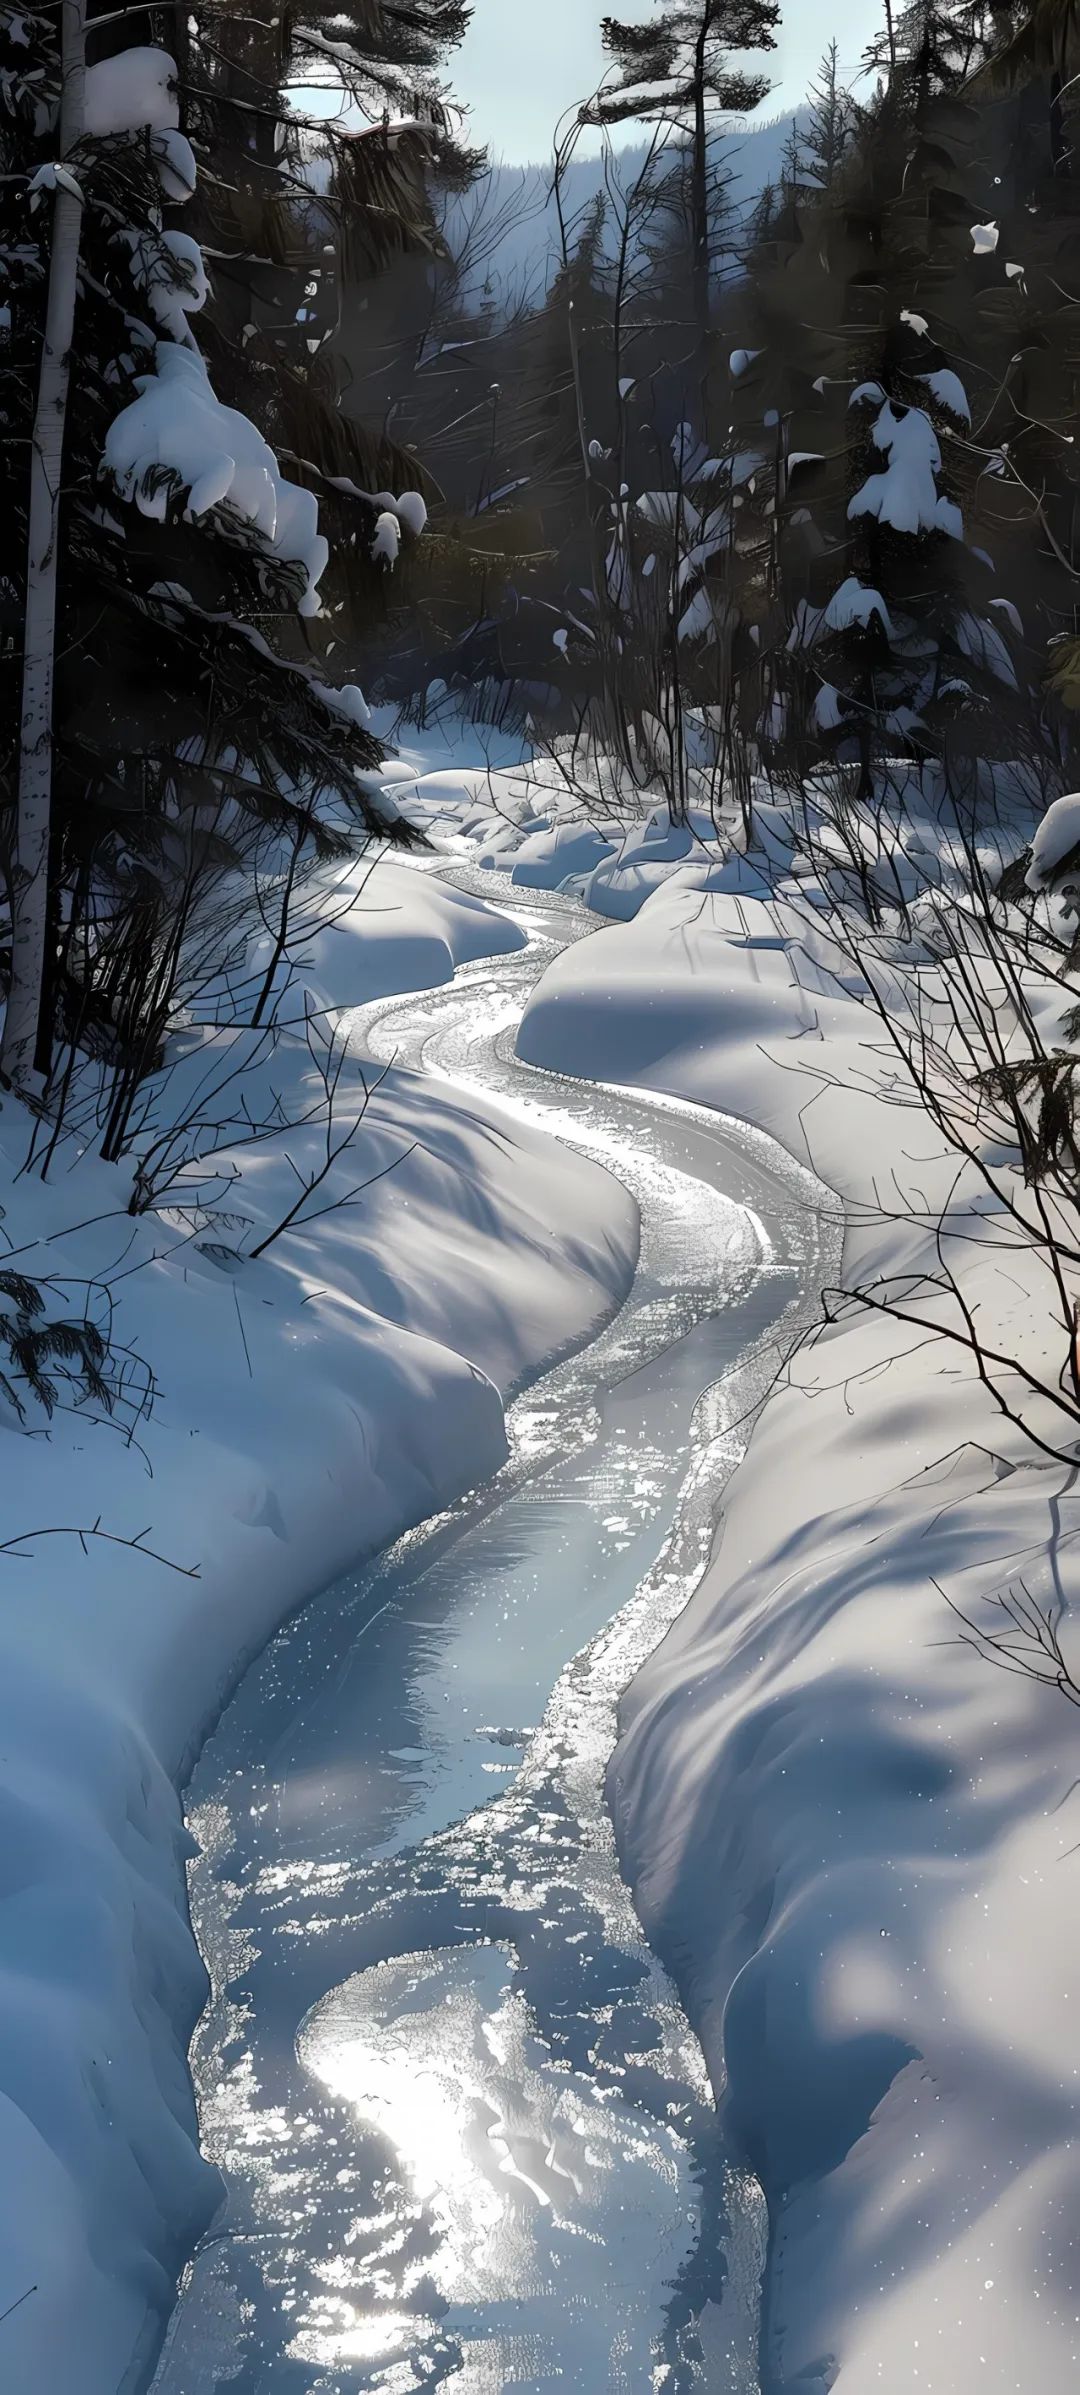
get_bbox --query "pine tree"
[717,0,1053,813]
[983,0,1080,170]
[800,43,855,197]
[582,2,780,347]
[0,7,442,1125]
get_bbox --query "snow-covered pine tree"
[0,11,433,1129]
[174,0,480,680]
[730,0,1053,812]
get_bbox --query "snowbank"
[201,851,526,1023]
[518,829,1080,2391]
[0,857,637,2391]
[395,752,733,905]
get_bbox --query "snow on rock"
[496,816,616,893]
[0,846,638,2391]
[103,343,329,613]
[517,805,1080,2394]
[582,806,718,921]
[848,400,963,540]
[85,45,178,136]
[587,830,770,922]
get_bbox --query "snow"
[392,488,428,537]
[202,853,528,1023]
[812,679,844,730]
[1026,789,1080,888]
[371,508,401,567]
[152,128,197,204]
[27,160,84,203]
[491,816,616,891]
[314,676,371,731]
[0,813,638,2390]
[583,806,730,920]
[955,607,1017,687]
[103,343,330,614]
[990,595,1024,637]
[849,401,964,540]
[11,693,1075,2391]
[821,575,893,636]
[120,228,209,343]
[918,364,971,423]
[512,770,1080,2393]
[85,46,178,137]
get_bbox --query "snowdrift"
[518,821,1080,2393]
[0,852,637,2392]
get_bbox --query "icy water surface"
[151,870,831,2395]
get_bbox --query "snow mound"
[517,782,1080,2394]
[203,854,526,1024]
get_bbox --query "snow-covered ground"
[0,814,638,2391]
[12,706,1077,2393]
[411,752,1080,2392]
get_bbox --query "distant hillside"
[442,112,805,313]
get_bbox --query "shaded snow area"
[400,746,737,919]
[405,753,1080,2393]
[0,842,637,2392]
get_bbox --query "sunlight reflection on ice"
[150,878,832,2395]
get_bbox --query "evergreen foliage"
[0,0,470,1136]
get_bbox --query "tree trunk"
[691,17,710,370]
[2,0,86,1092]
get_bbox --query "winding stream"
[150,870,831,2395]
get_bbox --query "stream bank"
[150,873,833,2394]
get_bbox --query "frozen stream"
[150,872,831,2395]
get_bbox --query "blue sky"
[454,0,883,163]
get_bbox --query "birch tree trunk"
[2,0,86,1091]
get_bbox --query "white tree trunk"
[2,0,86,1091]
